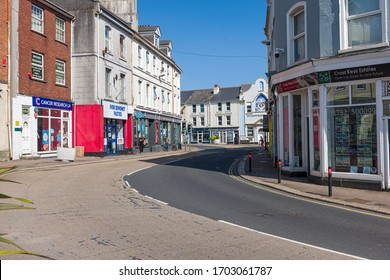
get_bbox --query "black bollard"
[328,166,332,197]
[277,159,282,183]
[248,153,252,173]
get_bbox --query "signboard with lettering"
[32,97,72,110]
[318,63,390,84]
[103,100,128,120]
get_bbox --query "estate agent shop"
[273,60,390,191]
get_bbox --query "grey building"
[265,0,390,190]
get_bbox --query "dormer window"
[154,36,160,47]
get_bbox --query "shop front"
[133,109,181,152]
[12,96,73,159]
[191,128,211,144]
[274,61,390,190]
[73,101,132,157]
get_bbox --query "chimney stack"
[213,84,220,94]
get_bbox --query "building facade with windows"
[240,77,269,144]
[265,0,390,190]
[9,0,73,160]
[181,85,240,144]
[132,25,182,152]
[51,0,136,156]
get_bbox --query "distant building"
[9,0,73,160]
[181,85,241,144]
[240,77,269,144]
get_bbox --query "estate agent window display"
[327,83,377,175]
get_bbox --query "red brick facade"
[18,0,72,101]
[0,0,9,83]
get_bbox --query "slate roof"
[181,86,241,105]
[138,25,160,32]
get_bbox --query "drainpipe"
[7,0,13,160]
[95,5,102,103]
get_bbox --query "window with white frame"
[192,104,196,113]
[226,116,231,125]
[201,117,205,126]
[138,80,142,102]
[288,4,306,64]
[167,92,170,104]
[138,46,142,67]
[55,17,65,42]
[105,68,112,97]
[342,0,384,48]
[146,84,150,106]
[193,117,197,126]
[218,102,222,111]
[119,73,126,100]
[146,51,150,71]
[200,104,204,113]
[31,52,44,80]
[153,56,156,74]
[55,59,65,85]
[32,5,44,33]
[104,26,112,52]
[246,102,252,113]
[119,35,125,59]
[218,116,222,126]
[247,126,254,137]
[226,102,231,111]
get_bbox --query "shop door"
[22,117,31,154]
[197,132,203,143]
[106,123,117,155]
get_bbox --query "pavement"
[1,145,390,216]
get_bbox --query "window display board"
[332,106,377,174]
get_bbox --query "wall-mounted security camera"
[274,48,285,58]
[261,40,270,45]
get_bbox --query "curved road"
[125,147,390,260]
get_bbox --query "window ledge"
[338,42,389,54]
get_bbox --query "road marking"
[218,220,366,260]
[127,166,152,176]
[145,195,168,205]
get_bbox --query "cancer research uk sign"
[102,100,128,120]
[33,97,72,110]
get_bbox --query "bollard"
[248,153,252,173]
[328,166,332,197]
[277,159,282,183]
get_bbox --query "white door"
[22,117,31,154]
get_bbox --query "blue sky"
[138,0,269,90]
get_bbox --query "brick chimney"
[213,84,220,94]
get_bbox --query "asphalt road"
[125,147,390,260]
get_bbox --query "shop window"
[293,95,302,167]
[282,96,289,166]
[327,86,349,106]
[312,90,320,171]
[327,83,377,174]
[37,108,70,152]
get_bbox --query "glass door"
[105,120,117,155]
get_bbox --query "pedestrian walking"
[259,136,264,147]
[139,135,147,153]
[164,137,170,151]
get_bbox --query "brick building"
[11,0,73,159]
[0,1,10,160]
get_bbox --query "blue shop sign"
[33,97,72,110]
